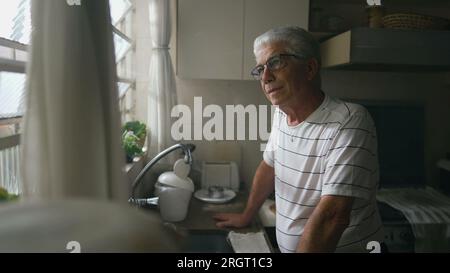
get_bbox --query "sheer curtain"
[147,0,178,163]
[21,0,127,201]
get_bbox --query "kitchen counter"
[143,191,274,252]
[178,191,258,231]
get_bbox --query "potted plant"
[122,121,147,163]
[0,187,19,203]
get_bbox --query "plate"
[194,189,236,204]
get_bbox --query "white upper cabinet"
[177,0,244,80]
[243,0,310,80]
[177,0,310,80]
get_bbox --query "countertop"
[143,190,274,252]
[177,191,259,231]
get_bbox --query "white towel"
[377,187,450,252]
[227,231,272,253]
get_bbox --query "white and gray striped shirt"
[264,94,384,253]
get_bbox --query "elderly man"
[214,26,385,253]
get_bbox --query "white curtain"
[21,0,128,201]
[148,0,178,163]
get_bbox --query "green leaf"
[122,131,144,158]
[123,121,147,140]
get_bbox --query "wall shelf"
[320,27,450,71]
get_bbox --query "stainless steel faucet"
[128,143,195,203]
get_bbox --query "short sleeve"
[263,108,282,168]
[263,130,275,167]
[321,110,379,200]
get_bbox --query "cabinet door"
[177,0,244,80]
[243,0,310,80]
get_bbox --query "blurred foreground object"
[0,199,179,252]
[22,0,127,201]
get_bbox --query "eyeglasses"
[250,53,302,80]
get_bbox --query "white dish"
[194,189,236,204]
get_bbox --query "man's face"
[255,43,308,107]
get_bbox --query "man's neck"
[281,89,324,126]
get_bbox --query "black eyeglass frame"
[250,53,303,80]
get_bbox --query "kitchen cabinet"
[309,0,450,33]
[313,0,450,71]
[177,0,309,80]
[320,27,450,71]
[177,0,244,80]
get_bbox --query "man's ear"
[305,58,319,81]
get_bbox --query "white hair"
[253,26,321,67]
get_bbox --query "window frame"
[111,0,137,124]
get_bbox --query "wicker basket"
[383,13,450,30]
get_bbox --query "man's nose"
[261,66,274,83]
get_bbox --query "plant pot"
[126,154,134,163]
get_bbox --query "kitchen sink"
[180,229,233,253]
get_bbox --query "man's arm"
[297,195,354,253]
[214,160,275,228]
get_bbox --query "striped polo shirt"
[263,94,384,253]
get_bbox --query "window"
[0,72,26,119]
[0,0,137,193]
[110,0,137,124]
[0,0,31,44]
[0,0,30,194]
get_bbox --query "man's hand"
[213,213,251,228]
[212,160,275,230]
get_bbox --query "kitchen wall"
[175,71,450,191]
[174,79,268,190]
[322,70,450,189]
[134,0,450,191]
